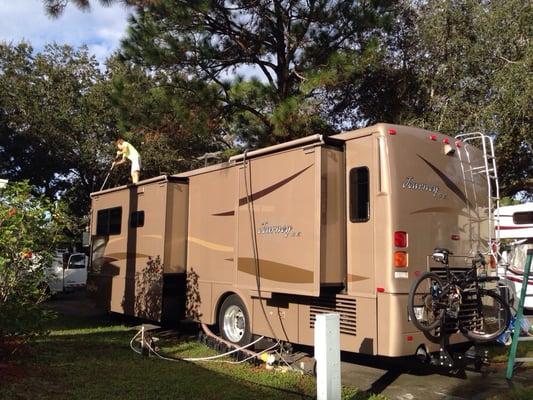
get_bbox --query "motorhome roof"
[90,174,185,197]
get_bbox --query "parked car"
[43,251,88,295]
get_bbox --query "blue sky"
[0,0,130,64]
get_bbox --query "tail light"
[394,231,408,247]
[394,251,408,268]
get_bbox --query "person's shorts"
[130,157,141,173]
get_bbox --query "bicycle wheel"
[408,272,445,332]
[461,289,511,343]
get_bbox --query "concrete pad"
[339,353,531,400]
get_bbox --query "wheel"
[408,272,446,332]
[461,289,511,343]
[218,294,252,346]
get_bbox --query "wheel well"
[214,291,238,326]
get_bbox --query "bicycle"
[408,248,511,343]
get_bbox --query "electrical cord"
[242,151,312,375]
[242,150,278,340]
[129,328,142,355]
[130,326,268,362]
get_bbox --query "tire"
[408,272,445,332]
[461,289,511,343]
[218,294,252,346]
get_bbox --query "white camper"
[497,203,533,310]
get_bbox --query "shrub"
[0,181,65,357]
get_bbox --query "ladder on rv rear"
[455,132,500,259]
[506,249,533,380]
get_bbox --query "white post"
[315,313,341,400]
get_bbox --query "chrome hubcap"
[223,305,245,343]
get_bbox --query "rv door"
[345,135,376,295]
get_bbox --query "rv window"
[350,167,370,222]
[96,207,122,235]
[130,211,145,228]
[513,211,533,225]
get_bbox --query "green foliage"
[16,0,533,203]
[0,182,61,349]
[119,0,396,144]
[0,42,118,217]
[105,57,225,174]
[387,0,532,198]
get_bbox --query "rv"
[497,203,533,310]
[87,123,498,358]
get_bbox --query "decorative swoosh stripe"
[238,257,314,284]
[347,274,369,282]
[212,164,313,216]
[99,252,151,260]
[417,155,474,209]
[212,211,236,216]
[410,206,469,217]
[238,164,313,206]
[188,237,233,252]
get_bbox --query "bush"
[0,181,65,356]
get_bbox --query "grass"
[0,312,379,400]
[3,308,531,400]
[486,337,533,366]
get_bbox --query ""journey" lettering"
[402,177,447,199]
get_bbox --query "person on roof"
[113,138,141,183]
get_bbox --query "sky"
[0,0,131,65]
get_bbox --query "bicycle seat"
[432,248,452,263]
[433,248,453,255]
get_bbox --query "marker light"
[442,138,450,144]
[451,234,460,241]
[455,140,462,148]
[388,128,397,135]
[394,231,408,247]
[394,251,408,268]
[429,134,437,141]
[377,287,385,293]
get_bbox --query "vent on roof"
[309,296,357,336]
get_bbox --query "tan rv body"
[88,176,188,322]
[89,123,490,357]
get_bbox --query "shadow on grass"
[0,314,312,400]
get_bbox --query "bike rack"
[429,317,489,371]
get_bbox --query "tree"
[405,0,532,198]
[37,0,533,198]
[123,0,396,144]
[0,43,119,218]
[105,57,226,175]
[349,0,532,198]
[0,181,67,356]
[43,0,397,146]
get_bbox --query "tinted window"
[350,167,370,222]
[130,211,145,228]
[68,254,86,269]
[96,207,122,235]
[513,211,533,225]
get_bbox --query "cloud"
[0,0,130,65]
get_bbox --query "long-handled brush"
[99,162,116,191]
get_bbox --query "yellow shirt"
[121,141,140,161]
